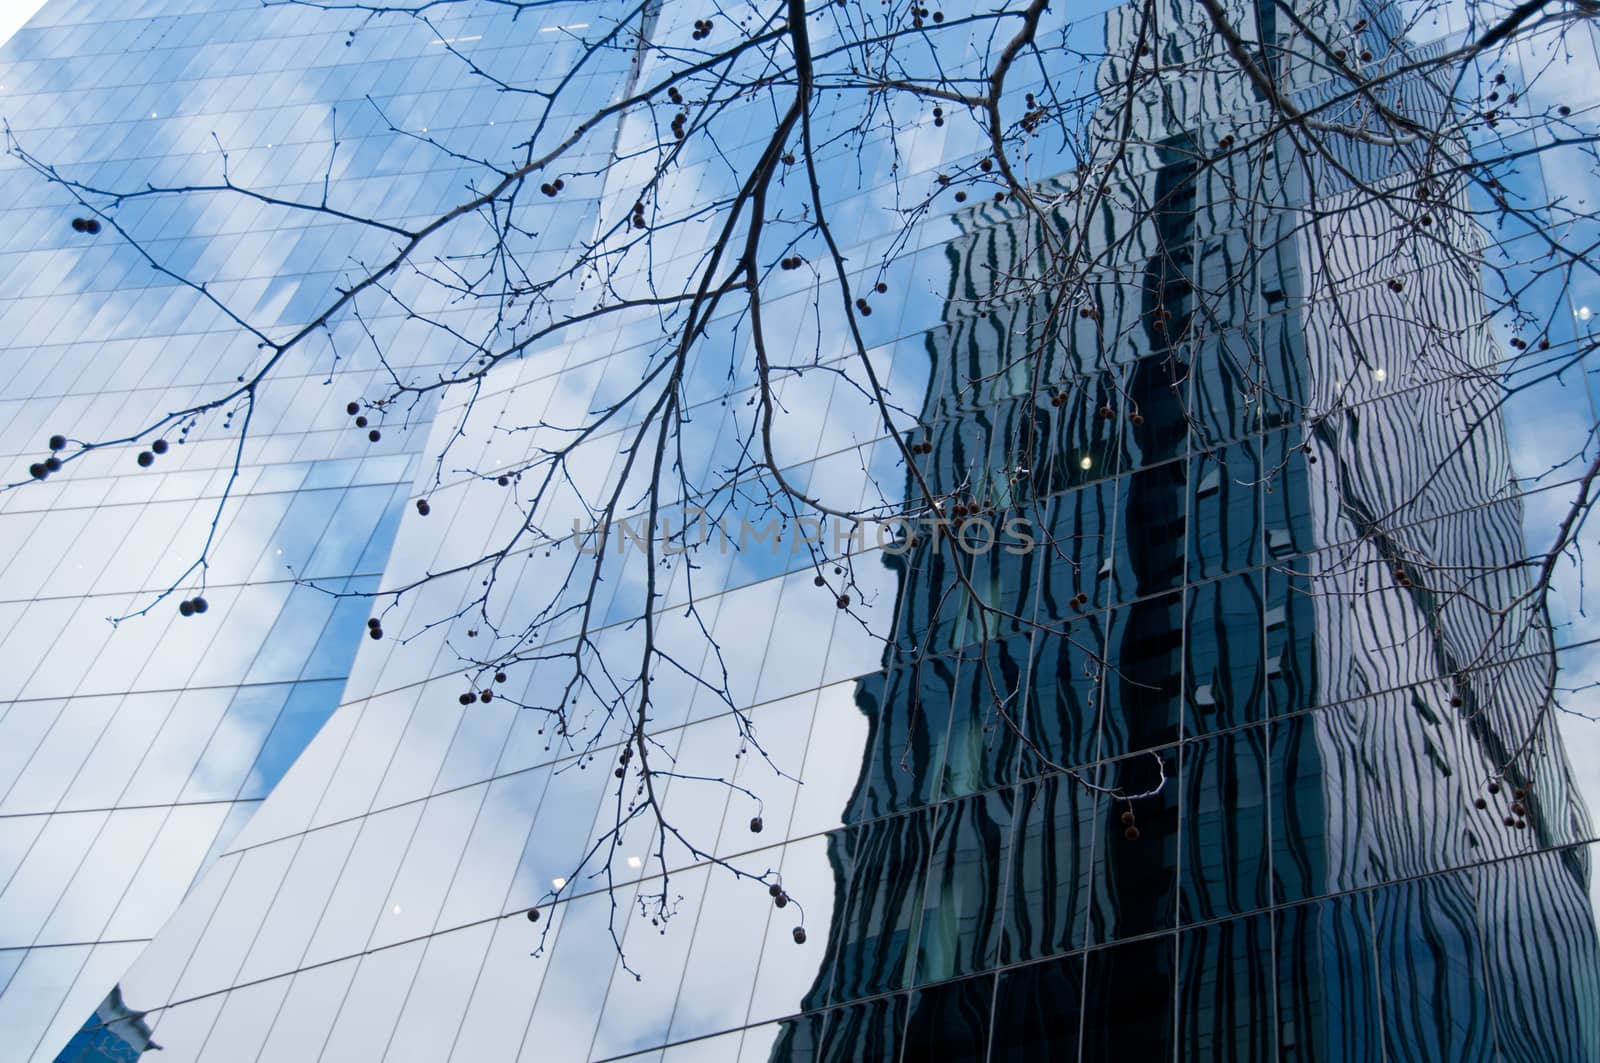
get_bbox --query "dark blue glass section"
[991,952,1083,1062]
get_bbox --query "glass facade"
[0,1,639,1055]
[0,1,1598,1061]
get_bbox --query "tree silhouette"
[5,0,1600,975]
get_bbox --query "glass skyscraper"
[2,1,1598,1061]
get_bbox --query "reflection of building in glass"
[775,4,1600,1060]
[54,986,159,1063]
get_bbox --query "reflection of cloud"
[0,5,548,1054]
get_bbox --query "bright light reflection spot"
[1579,306,1593,321]
[551,877,567,889]
[1372,367,1387,382]
[391,903,402,914]
[1078,455,1092,471]
[626,856,642,869]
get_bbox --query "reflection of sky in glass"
[1481,19,1600,920]
[0,0,562,1054]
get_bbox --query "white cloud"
[0,0,46,47]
